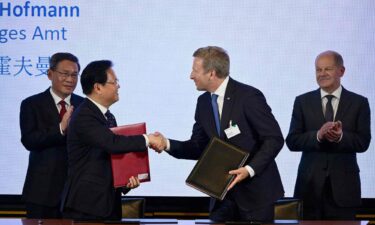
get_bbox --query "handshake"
[147,132,168,153]
[318,120,343,142]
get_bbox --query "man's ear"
[339,66,345,77]
[47,69,53,81]
[210,70,218,80]
[93,83,102,94]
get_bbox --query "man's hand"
[126,176,140,189]
[326,121,343,142]
[317,121,335,141]
[227,167,250,191]
[148,132,166,153]
[60,105,74,134]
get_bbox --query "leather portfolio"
[186,137,249,200]
[110,122,150,187]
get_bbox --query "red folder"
[110,122,151,188]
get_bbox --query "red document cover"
[110,122,150,187]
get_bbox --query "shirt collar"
[320,85,342,100]
[87,97,108,116]
[212,76,229,97]
[49,87,71,106]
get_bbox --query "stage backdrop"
[1,0,374,197]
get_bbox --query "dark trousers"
[209,194,274,222]
[304,176,356,220]
[25,202,62,219]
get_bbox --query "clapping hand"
[318,121,342,142]
[326,121,342,142]
[61,105,74,134]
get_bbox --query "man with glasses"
[20,52,84,218]
[60,60,164,220]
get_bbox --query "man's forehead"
[56,60,78,69]
[316,55,335,65]
[193,57,204,66]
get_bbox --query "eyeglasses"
[106,79,120,86]
[54,70,79,79]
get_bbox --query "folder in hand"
[110,122,151,187]
[186,137,249,200]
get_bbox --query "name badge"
[224,122,241,139]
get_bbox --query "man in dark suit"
[20,52,84,218]
[60,60,163,220]
[286,50,371,220]
[153,46,284,222]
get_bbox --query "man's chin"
[196,86,204,91]
[63,87,75,94]
[63,91,74,96]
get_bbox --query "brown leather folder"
[110,123,150,187]
[186,137,249,200]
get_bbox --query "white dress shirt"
[317,85,343,142]
[320,86,342,120]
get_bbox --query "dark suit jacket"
[60,98,147,218]
[168,78,284,211]
[286,87,371,207]
[20,88,83,207]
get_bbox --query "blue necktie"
[105,110,117,128]
[325,95,334,122]
[211,94,221,136]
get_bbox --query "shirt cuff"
[165,139,171,151]
[245,165,255,178]
[59,123,65,136]
[143,134,149,147]
[317,131,322,142]
[336,132,343,143]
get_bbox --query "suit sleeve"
[20,99,65,151]
[244,91,284,175]
[73,110,147,154]
[168,100,210,160]
[286,96,321,152]
[335,97,371,153]
[286,96,371,153]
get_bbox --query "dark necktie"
[59,100,67,120]
[211,94,221,136]
[105,110,117,128]
[324,95,334,122]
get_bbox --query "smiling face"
[101,68,120,107]
[315,53,345,93]
[48,59,79,99]
[190,57,212,91]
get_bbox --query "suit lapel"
[71,94,81,108]
[335,87,351,121]
[201,92,219,136]
[44,88,61,122]
[85,98,108,125]
[311,89,326,125]
[220,78,236,138]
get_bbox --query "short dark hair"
[81,60,113,95]
[193,46,230,78]
[49,52,80,71]
[331,51,344,67]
